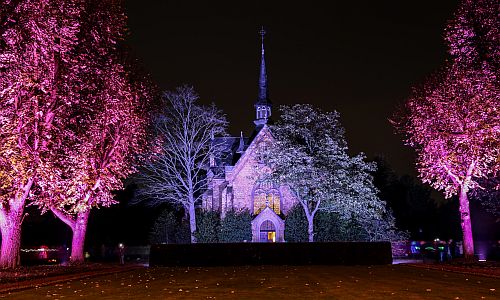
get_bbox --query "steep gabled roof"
[212,136,250,167]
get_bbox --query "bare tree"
[135,86,227,243]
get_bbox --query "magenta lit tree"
[46,64,154,263]
[37,2,155,263]
[0,0,155,266]
[0,0,85,268]
[393,0,499,259]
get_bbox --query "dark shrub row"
[150,242,392,266]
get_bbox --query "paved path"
[1,265,498,299]
[0,265,141,295]
[406,263,500,279]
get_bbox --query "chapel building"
[201,29,298,243]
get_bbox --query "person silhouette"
[118,243,125,265]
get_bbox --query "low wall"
[150,242,392,266]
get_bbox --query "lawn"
[1,265,498,299]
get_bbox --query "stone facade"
[202,126,298,242]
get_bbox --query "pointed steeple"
[258,27,269,105]
[236,131,245,153]
[254,26,272,126]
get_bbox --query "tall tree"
[268,104,398,242]
[0,0,155,266]
[392,0,499,259]
[45,61,155,263]
[31,0,155,264]
[135,87,227,243]
[0,0,85,268]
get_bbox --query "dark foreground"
[1,265,498,299]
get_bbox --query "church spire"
[258,27,269,105]
[236,131,245,153]
[254,26,272,126]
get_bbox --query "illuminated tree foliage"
[0,0,84,268]
[135,87,228,243]
[268,104,399,242]
[47,66,154,263]
[393,0,499,259]
[44,2,155,264]
[0,0,154,266]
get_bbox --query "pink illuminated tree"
[38,2,156,264]
[0,0,155,266]
[393,0,499,260]
[0,0,85,268]
[44,64,155,263]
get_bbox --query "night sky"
[124,0,460,176]
[22,1,500,249]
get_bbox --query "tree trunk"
[0,179,33,268]
[0,208,24,268]
[70,211,90,264]
[299,199,318,243]
[50,208,90,264]
[188,202,197,243]
[458,187,475,260]
[307,214,314,242]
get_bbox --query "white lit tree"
[268,104,399,242]
[135,86,227,243]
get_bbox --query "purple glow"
[0,0,153,267]
[393,0,499,260]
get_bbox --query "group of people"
[409,239,464,262]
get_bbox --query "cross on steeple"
[260,27,266,53]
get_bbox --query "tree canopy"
[268,104,400,242]
[392,0,499,259]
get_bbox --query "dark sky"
[124,0,460,175]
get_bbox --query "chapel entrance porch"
[251,207,285,242]
[259,220,276,242]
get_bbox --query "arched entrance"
[259,220,276,242]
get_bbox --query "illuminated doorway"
[259,220,276,242]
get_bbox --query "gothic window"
[253,180,280,215]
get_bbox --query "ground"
[1,265,498,299]
[0,264,125,284]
